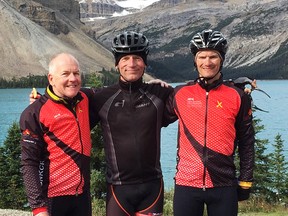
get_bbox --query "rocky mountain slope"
[0,0,114,80]
[1,0,287,81]
[79,0,125,19]
[77,0,160,19]
[83,0,288,81]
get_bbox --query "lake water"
[0,80,287,189]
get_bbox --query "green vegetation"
[0,75,48,88]
[0,122,27,209]
[0,68,118,89]
[83,68,118,87]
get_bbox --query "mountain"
[79,0,125,19]
[1,0,287,82]
[78,0,161,19]
[82,0,288,81]
[0,0,114,80]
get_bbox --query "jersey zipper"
[72,104,83,196]
[76,117,83,196]
[203,91,209,191]
[129,83,142,180]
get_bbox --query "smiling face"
[195,50,222,83]
[117,54,146,82]
[48,53,81,99]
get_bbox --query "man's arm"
[162,88,178,127]
[20,107,49,215]
[235,92,255,201]
[147,79,171,88]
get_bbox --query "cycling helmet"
[112,31,149,65]
[189,29,228,60]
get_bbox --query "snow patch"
[115,0,160,10]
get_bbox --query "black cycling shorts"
[173,184,238,216]
[106,178,164,216]
[47,190,91,216]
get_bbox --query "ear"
[47,73,53,85]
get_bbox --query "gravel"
[0,209,31,216]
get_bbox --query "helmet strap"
[195,71,222,86]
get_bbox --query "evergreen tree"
[88,75,107,201]
[90,124,106,200]
[0,122,27,209]
[85,72,104,88]
[252,118,274,201]
[270,134,288,203]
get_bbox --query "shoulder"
[142,82,174,98]
[81,85,118,99]
[174,81,197,93]
[221,82,252,106]
[20,95,48,122]
[222,81,245,95]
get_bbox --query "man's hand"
[30,88,41,104]
[244,79,257,94]
[237,186,251,201]
[147,79,171,88]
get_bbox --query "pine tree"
[0,122,27,209]
[270,134,288,203]
[88,77,107,201]
[252,118,274,201]
[90,124,106,200]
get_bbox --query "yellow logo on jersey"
[216,101,223,108]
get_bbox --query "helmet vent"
[189,29,228,56]
[112,31,149,55]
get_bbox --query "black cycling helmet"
[112,31,149,65]
[189,29,228,60]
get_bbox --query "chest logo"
[54,113,61,118]
[187,98,202,108]
[216,101,223,108]
[135,102,150,109]
[115,100,125,107]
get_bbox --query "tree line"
[0,68,118,89]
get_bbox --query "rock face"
[0,0,114,80]
[1,0,287,81]
[77,0,242,19]
[33,0,80,19]
[79,0,124,18]
[83,0,288,80]
[7,0,81,35]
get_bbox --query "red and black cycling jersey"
[82,78,174,185]
[165,76,255,189]
[20,86,91,210]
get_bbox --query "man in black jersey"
[85,31,175,216]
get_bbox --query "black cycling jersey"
[82,78,174,185]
